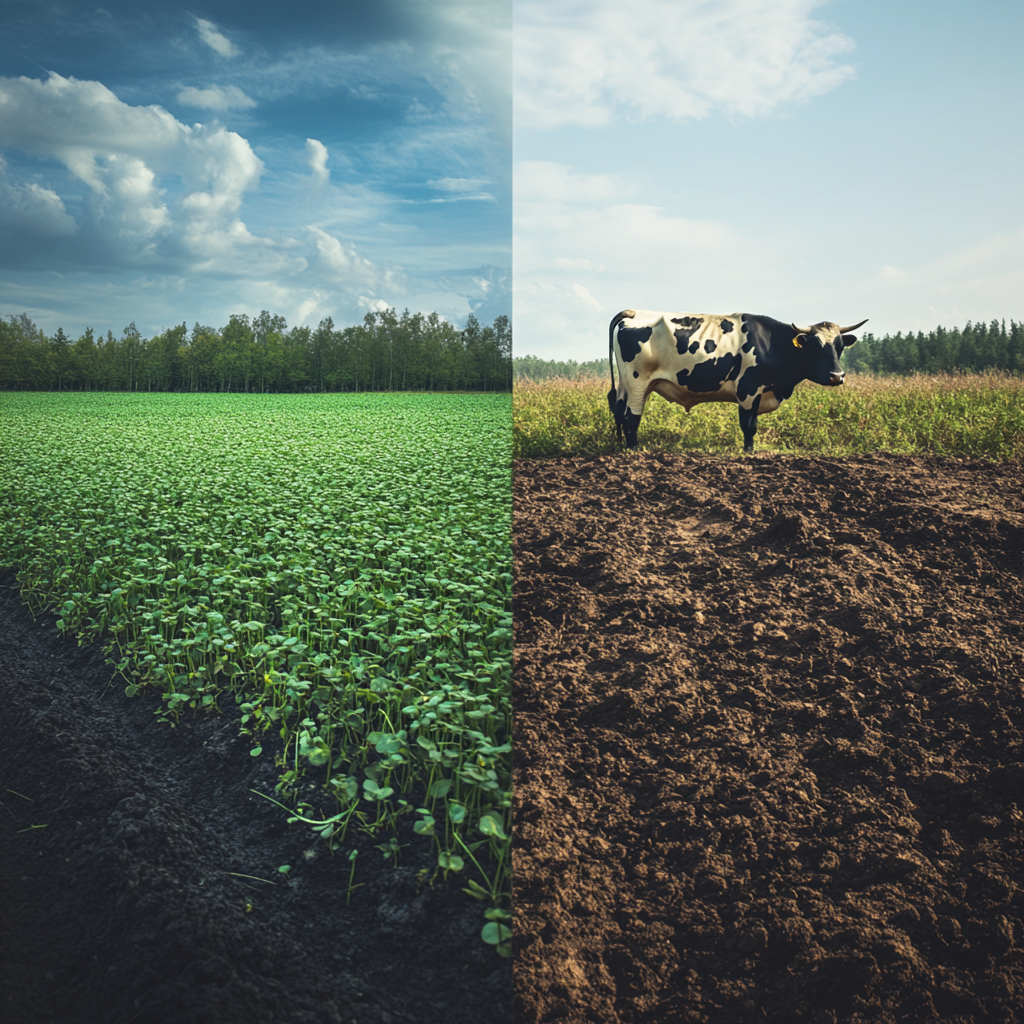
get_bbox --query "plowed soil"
[513,453,1023,1024]
[0,572,511,1024]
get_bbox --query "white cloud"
[306,139,329,186]
[515,161,622,204]
[514,0,856,130]
[0,61,508,333]
[307,226,405,301]
[879,265,906,280]
[572,283,603,310]
[176,85,256,111]
[195,18,239,59]
[424,176,495,203]
[0,159,78,240]
[428,176,490,193]
[0,72,280,274]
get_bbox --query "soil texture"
[0,572,511,1024]
[513,453,1023,1024]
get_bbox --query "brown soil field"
[0,572,512,1024]
[513,453,1023,1024]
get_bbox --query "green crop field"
[514,372,1024,460]
[1,392,512,952]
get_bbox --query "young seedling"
[345,849,364,905]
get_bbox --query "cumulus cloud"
[514,0,856,129]
[308,226,405,301]
[176,85,257,110]
[195,17,239,58]
[0,72,271,272]
[0,159,78,241]
[306,139,329,186]
[0,59,508,333]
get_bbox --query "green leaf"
[481,922,512,945]
[462,878,490,900]
[478,811,508,840]
[250,746,262,757]
[438,851,464,872]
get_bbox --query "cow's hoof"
[743,445,754,454]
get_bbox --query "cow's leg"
[622,403,643,449]
[612,392,643,447]
[738,406,757,453]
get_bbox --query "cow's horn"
[839,319,868,334]
[790,322,811,335]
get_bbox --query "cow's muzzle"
[828,372,845,386]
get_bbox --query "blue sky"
[0,0,510,337]
[514,0,1024,360]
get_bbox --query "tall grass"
[513,372,1024,460]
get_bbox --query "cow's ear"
[840,334,859,347]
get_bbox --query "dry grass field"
[513,372,1024,461]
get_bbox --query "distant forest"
[514,319,1023,381]
[0,309,512,393]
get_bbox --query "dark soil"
[513,453,1024,1024]
[0,571,511,1024]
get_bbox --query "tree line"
[513,318,1022,381]
[0,308,512,393]
[513,354,607,382]
[842,319,1022,375]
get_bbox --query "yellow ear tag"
[792,336,803,348]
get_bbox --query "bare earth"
[513,453,1023,1024]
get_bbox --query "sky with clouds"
[514,0,1024,360]
[0,0,510,337]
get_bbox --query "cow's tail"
[608,310,634,393]
[608,310,633,444]
[608,316,618,394]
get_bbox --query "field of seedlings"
[0,392,512,1024]
[514,372,1024,460]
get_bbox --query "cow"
[608,310,868,452]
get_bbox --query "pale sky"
[513,0,1024,360]
[0,0,510,337]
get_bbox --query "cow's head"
[789,319,868,386]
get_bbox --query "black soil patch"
[513,453,1024,1024]
[0,572,511,1024]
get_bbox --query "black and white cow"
[608,310,868,452]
